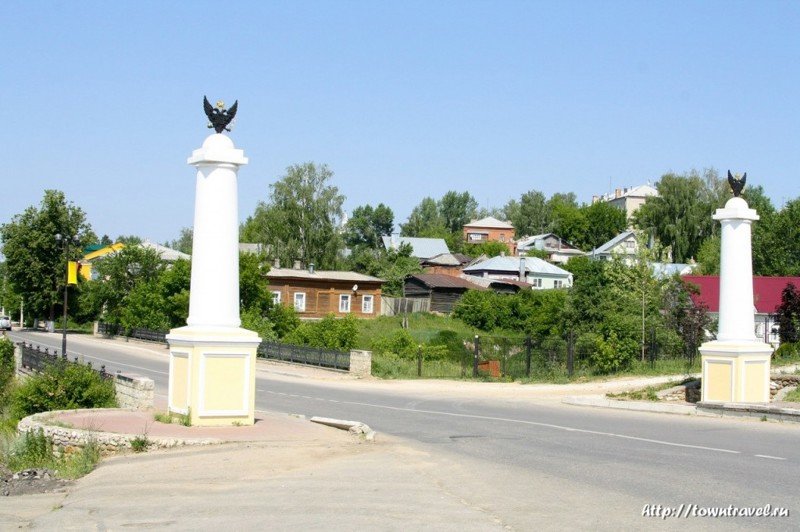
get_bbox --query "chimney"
[519,257,526,282]
[615,188,622,198]
[308,263,315,274]
[293,260,302,270]
[273,258,280,269]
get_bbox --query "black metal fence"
[257,342,350,371]
[19,342,113,380]
[98,322,167,344]
[407,328,699,380]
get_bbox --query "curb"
[696,401,800,423]
[562,395,698,416]
[309,416,377,441]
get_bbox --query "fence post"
[567,330,574,378]
[473,335,480,378]
[417,345,423,377]
[525,336,532,378]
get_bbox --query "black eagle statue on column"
[727,170,746,197]
[204,96,238,134]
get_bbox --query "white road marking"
[264,391,743,456]
[754,454,786,460]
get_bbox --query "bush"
[371,329,417,359]
[590,331,638,374]
[774,342,798,361]
[0,338,14,394]
[285,314,359,350]
[240,308,277,341]
[10,362,117,420]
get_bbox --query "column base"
[166,326,261,426]
[699,340,773,404]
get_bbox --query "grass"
[0,429,101,479]
[783,386,800,403]
[153,410,191,427]
[355,313,480,349]
[130,435,150,453]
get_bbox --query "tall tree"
[241,162,345,269]
[168,227,194,255]
[344,204,394,249]
[0,190,94,320]
[438,191,478,234]
[581,200,627,251]
[400,197,447,237]
[504,190,549,236]
[633,170,719,263]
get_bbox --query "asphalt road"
[9,330,800,529]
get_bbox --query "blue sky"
[2,1,799,245]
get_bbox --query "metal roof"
[267,268,384,283]
[421,253,462,266]
[591,230,636,255]
[408,273,485,290]
[381,235,450,259]
[683,275,800,314]
[463,256,571,277]
[463,216,514,229]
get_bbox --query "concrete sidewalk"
[0,412,513,531]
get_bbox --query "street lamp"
[55,233,80,356]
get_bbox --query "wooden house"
[267,267,384,319]
[403,273,485,314]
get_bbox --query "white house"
[590,230,638,262]
[462,255,572,289]
[592,184,658,220]
[516,233,585,264]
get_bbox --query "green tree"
[504,190,549,236]
[241,162,345,269]
[776,283,800,344]
[580,201,627,251]
[344,204,394,249]
[400,197,446,237]
[168,227,194,255]
[633,170,721,263]
[464,241,510,258]
[438,191,478,234]
[0,190,94,320]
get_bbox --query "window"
[362,295,374,314]
[271,291,281,304]
[554,280,563,288]
[531,278,542,288]
[625,240,636,250]
[467,232,488,242]
[499,233,506,242]
[293,292,306,312]
[339,294,351,313]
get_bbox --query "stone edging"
[17,409,222,454]
[309,416,376,441]
[696,401,800,423]
[562,395,698,416]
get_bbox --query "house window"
[531,278,542,288]
[293,292,306,312]
[362,295,374,314]
[271,291,281,304]
[467,232,488,242]
[554,280,563,288]
[499,233,506,242]
[339,294,351,313]
[625,240,635,250]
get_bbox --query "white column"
[185,134,248,329]
[713,197,759,343]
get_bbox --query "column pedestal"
[167,326,260,426]
[700,341,772,403]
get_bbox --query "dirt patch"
[0,465,72,497]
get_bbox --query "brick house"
[462,217,516,253]
[267,266,384,319]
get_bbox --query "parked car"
[0,316,11,331]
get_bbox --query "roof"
[140,241,191,262]
[267,268,384,283]
[652,262,696,279]
[463,216,514,230]
[517,233,583,252]
[463,255,571,277]
[420,253,462,266]
[407,274,485,290]
[381,236,450,259]
[592,230,636,255]
[682,275,800,314]
[597,184,659,202]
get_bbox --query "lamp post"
[55,233,79,356]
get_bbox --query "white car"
[0,316,11,331]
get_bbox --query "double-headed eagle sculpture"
[727,170,746,197]
[203,96,238,134]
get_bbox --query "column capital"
[187,134,248,166]
[713,197,759,222]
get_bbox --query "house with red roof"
[682,275,800,346]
